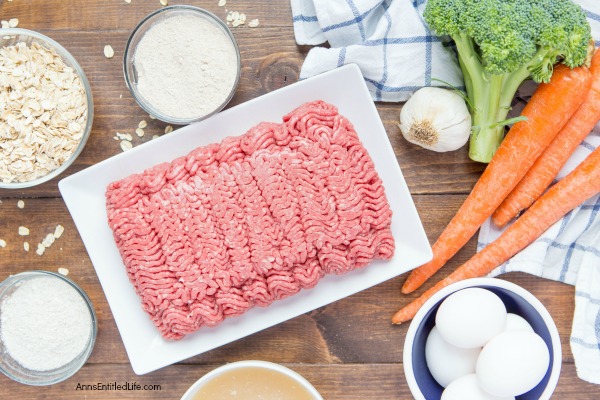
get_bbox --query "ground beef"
[106,101,395,340]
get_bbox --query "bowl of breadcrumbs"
[0,28,93,189]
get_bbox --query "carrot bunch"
[492,50,600,227]
[393,50,600,324]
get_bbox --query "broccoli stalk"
[424,0,592,163]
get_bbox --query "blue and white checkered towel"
[483,3,600,385]
[291,0,463,102]
[479,117,600,385]
[292,0,600,384]
[292,0,600,102]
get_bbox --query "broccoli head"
[424,0,592,162]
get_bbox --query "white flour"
[0,276,92,371]
[134,13,238,120]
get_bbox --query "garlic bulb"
[399,87,471,152]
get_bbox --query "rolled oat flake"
[0,276,92,371]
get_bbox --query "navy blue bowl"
[403,278,561,400]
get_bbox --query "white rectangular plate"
[59,64,432,375]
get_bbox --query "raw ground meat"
[106,101,395,340]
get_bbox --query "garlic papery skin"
[399,87,472,152]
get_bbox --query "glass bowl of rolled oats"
[0,29,93,189]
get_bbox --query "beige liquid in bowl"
[191,366,316,400]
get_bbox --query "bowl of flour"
[124,5,241,125]
[0,271,96,385]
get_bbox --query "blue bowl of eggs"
[403,278,561,400]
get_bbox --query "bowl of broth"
[180,360,323,400]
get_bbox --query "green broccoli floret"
[424,0,592,163]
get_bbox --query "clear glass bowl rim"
[0,28,94,189]
[122,5,242,125]
[0,270,98,386]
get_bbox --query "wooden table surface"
[1,0,598,399]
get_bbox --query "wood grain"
[0,196,584,367]
[0,0,598,398]
[0,363,595,400]
[0,29,483,198]
[1,0,292,31]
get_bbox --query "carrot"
[393,145,600,324]
[401,64,592,294]
[493,50,600,228]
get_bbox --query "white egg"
[441,374,515,400]
[425,326,481,387]
[436,288,507,348]
[503,313,534,333]
[476,330,550,397]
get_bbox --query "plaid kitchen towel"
[292,0,600,103]
[292,0,600,384]
[479,132,600,385]
[291,0,463,102]
[478,3,600,383]
[484,0,600,384]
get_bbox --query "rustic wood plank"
[0,197,584,366]
[0,362,597,399]
[0,364,425,400]
[0,28,481,199]
[1,0,599,398]
[0,0,292,30]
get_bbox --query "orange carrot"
[401,64,592,294]
[393,145,600,325]
[493,50,600,228]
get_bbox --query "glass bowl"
[0,29,94,189]
[123,5,241,125]
[180,360,324,400]
[0,270,97,386]
[403,278,561,400]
